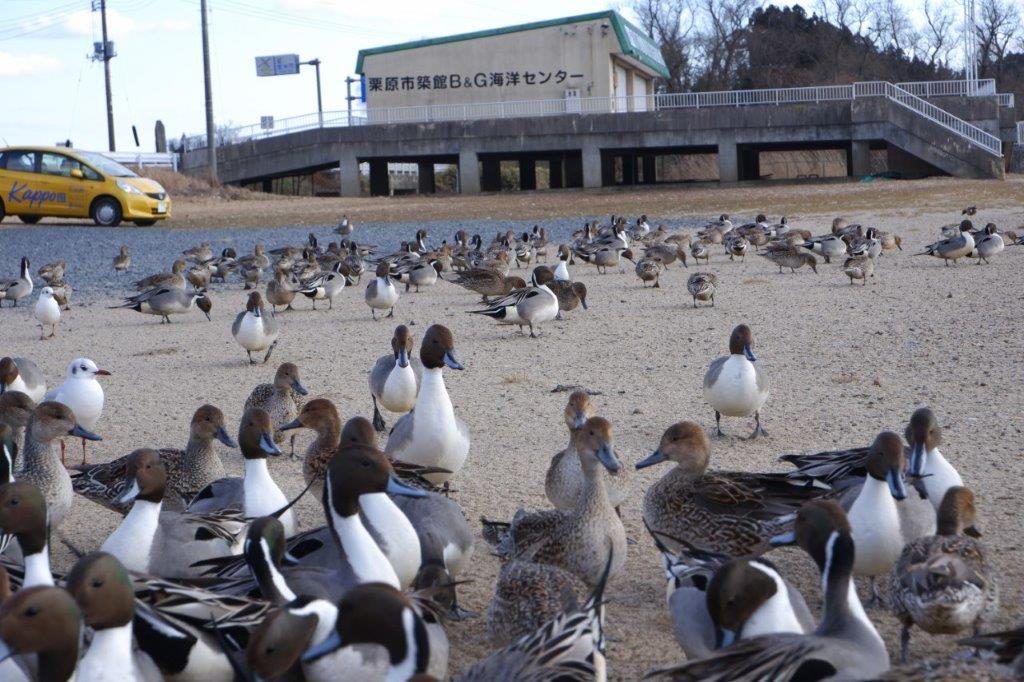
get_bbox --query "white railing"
[184,80,1008,156]
[1017,121,1024,144]
[103,151,178,172]
[855,81,1002,156]
[997,93,1015,108]
[896,79,996,97]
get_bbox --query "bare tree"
[868,0,919,56]
[693,0,761,89]
[920,0,958,68]
[632,0,697,90]
[817,0,871,35]
[974,0,1020,79]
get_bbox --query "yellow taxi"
[0,146,171,227]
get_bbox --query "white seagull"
[45,357,110,464]
[34,287,61,340]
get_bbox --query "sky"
[0,0,946,152]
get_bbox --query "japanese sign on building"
[365,69,584,92]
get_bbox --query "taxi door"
[0,149,40,216]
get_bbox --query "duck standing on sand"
[369,325,421,432]
[233,291,279,364]
[365,262,399,320]
[0,257,33,307]
[916,221,975,265]
[385,325,469,484]
[113,245,131,273]
[703,324,769,438]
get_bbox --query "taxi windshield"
[76,151,138,178]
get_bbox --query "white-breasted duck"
[233,291,280,365]
[369,325,422,433]
[703,324,770,439]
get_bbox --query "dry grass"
[134,168,272,201]
[156,173,1024,229]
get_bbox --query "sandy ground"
[2,183,1024,678]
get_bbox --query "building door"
[632,74,649,112]
[614,65,629,112]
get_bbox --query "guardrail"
[182,80,1008,156]
[997,93,1015,108]
[854,81,1002,156]
[1017,121,1024,144]
[102,151,178,172]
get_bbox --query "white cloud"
[18,9,191,40]
[0,52,62,77]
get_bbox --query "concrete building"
[355,11,669,118]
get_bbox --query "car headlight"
[116,180,143,194]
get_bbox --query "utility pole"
[200,0,217,180]
[345,76,360,126]
[94,0,116,151]
[302,58,323,126]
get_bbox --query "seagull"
[45,357,110,465]
[34,287,61,339]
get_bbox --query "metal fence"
[854,81,1002,156]
[184,80,1008,157]
[102,151,178,172]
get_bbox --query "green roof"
[355,11,669,79]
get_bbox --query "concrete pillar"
[549,157,564,189]
[339,152,361,197]
[458,149,479,194]
[717,135,738,183]
[565,153,583,188]
[849,140,871,178]
[368,159,389,196]
[481,157,501,192]
[642,155,657,184]
[417,161,436,194]
[582,145,602,189]
[519,158,536,190]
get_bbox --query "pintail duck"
[470,268,560,338]
[33,287,60,339]
[101,449,246,576]
[183,241,213,262]
[397,259,441,292]
[623,249,663,287]
[484,417,627,586]
[280,398,341,496]
[113,245,131,273]
[637,422,825,557]
[233,291,279,364]
[726,235,749,262]
[237,243,271,274]
[552,244,572,280]
[959,625,1024,675]
[759,246,818,273]
[265,269,300,313]
[0,481,59,586]
[369,325,422,432]
[299,261,354,309]
[0,357,46,403]
[917,220,975,264]
[0,390,34,453]
[459,552,611,682]
[970,223,1004,263]
[545,391,627,513]
[703,324,769,438]
[186,261,213,289]
[842,254,874,284]
[0,586,80,682]
[115,287,212,323]
[244,362,308,457]
[365,261,399,320]
[547,279,588,319]
[449,269,527,302]
[645,528,812,660]
[66,552,163,681]
[133,259,186,290]
[0,257,32,307]
[906,407,963,511]
[690,239,711,264]
[848,227,882,258]
[385,325,469,484]
[846,431,912,605]
[889,486,997,663]
[687,272,718,307]
[208,248,237,282]
[20,402,100,528]
[185,407,296,535]
[650,500,889,680]
[71,403,236,513]
[45,357,110,465]
[573,242,626,274]
[301,583,438,681]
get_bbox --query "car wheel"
[91,197,123,227]
[19,214,42,224]
[133,220,157,227]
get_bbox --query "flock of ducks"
[0,208,1022,681]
